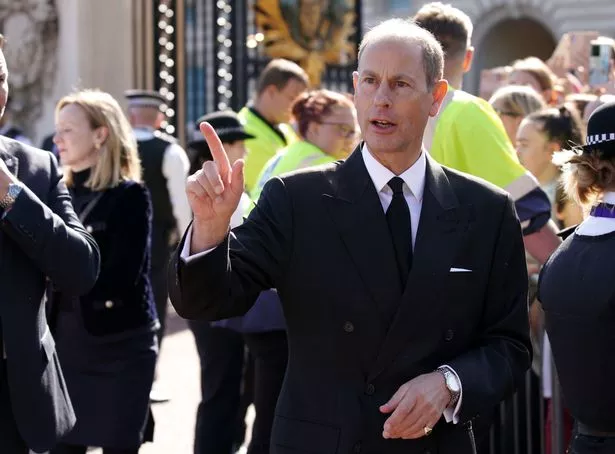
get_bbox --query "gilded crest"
[255,0,357,86]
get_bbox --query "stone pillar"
[32,0,136,145]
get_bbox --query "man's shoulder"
[152,130,177,144]
[0,135,53,168]
[439,162,510,203]
[444,90,497,122]
[276,159,341,184]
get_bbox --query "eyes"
[361,76,411,89]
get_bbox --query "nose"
[374,83,392,108]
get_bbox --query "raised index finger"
[200,121,231,184]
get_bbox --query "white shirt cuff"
[179,225,217,260]
[440,364,463,424]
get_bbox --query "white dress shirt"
[133,127,192,234]
[182,146,463,423]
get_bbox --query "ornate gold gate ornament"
[254,0,357,86]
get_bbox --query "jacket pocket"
[273,415,340,454]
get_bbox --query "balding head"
[358,18,444,90]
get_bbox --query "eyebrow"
[360,69,415,82]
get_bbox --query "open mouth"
[370,119,396,129]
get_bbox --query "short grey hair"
[357,18,444,89]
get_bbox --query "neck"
[71,163,93,173]
[368,144,423,175]
[537,164,560,186]
[444,66,464,91]
[253,98,277,125]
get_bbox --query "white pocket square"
[450,267,472,273]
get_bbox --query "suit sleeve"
[448,195,531,422]
[168,176,293,320]
[1,152,100,295]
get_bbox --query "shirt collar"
[361,144,426,201]
[133,126,155,141]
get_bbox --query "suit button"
[105,300,114,309]
[444,329,454,341]
[343,321,354,333]
[352,442,362,453]
[365,383,375,395]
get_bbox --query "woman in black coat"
[538,101,615,453]
[49,90,158,454]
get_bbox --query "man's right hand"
[186,122,245,253]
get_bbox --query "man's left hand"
[379,372,450,439]
[0,157,18,199]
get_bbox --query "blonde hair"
[554,149,615,207]
[56,90,141,191]
[489,85,546,118]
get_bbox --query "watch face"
[446,373,461,393]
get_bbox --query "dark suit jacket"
[169,149,531,454]
[0,137,100,452]
[58,180,158,336]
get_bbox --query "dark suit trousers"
[189,320,253,454]
[151,245,171,347]
[243,331,288,454]
[568,434,615,453]
[0,361,28,454]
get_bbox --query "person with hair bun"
[252,88,357,200]
[516,104,584,205]
[538,100,615,454]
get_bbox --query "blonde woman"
[489,84,546,143]
[50,90,158,454]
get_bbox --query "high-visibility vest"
[250,140,335,203]
[238,107,299,193]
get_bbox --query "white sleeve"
[162,143,192,235]
[180,193,250,259]
[441,365,463,424]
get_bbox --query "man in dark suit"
[0,34,100,453]
[170,19,530,454]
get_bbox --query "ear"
[462,47,475,74]
[305,120,320,140]
[352,71,359,93]
[429,80,449,117]
[94,126,109,147]
[547,140,561,155]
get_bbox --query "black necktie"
[386,177,413,288]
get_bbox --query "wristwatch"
[0,183,23,211]
[437,366,461,407]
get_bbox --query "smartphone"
[589,39,612,86]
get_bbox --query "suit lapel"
[0,138,19,178]
[322,147,402,320]
[368,156,474,381]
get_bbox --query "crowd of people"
[0,2,614,454]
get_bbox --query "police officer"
[125,89,191,402]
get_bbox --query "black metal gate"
[181,0,362,142]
